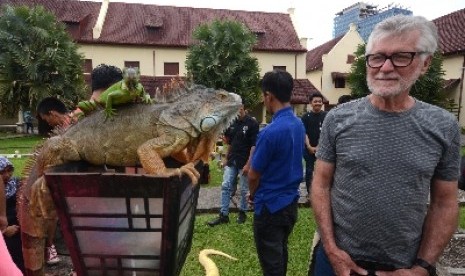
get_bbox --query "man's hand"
[242,163,250,176]
[326,247,367,276]
[2,225,20,237]
[308,146,317,155]
[246,192,254,205]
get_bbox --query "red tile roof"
[443,78,461,90]
[306,35,343,72]
[291,79,319,104]
[3,0,306,52]
[433,8,465,55]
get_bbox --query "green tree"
[347,44,452,109]
[0,5,86,116]
[186,20,261,108]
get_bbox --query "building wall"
[80,45,304,78]
[320,26,364,104]
[79,45,187,76]
[252,52,306,77]
[78,44,306,125]
[307,71,322,92]
[442,54,465,126]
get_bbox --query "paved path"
[197,182,465,213]
[196,181,310,213]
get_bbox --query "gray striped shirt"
[316,96,460,268]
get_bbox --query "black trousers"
[253,200,298,276]
[5,233,25,273]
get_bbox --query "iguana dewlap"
[199,249,238,276]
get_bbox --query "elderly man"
[311,15,460,276]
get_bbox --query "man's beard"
[367,70,421,97]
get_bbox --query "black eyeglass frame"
[365,51,428,68]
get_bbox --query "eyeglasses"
[365,52,427,68]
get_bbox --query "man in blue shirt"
[248,70,305,276]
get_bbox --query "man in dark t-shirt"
[301,93,326,194]
[208,105,259,226]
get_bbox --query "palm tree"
[186,20,261,108]
[0,4,86,116]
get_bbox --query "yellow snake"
[198,249,237,276]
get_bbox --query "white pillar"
[16,108,24,133]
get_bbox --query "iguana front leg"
[138,84,153,104]
[103,90,123,119]
[137,132,200,184]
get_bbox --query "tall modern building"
[333,2,412,41]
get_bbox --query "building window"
[124,61,140,69]
[346,55,355,64]
[273,66,286,71]
[83,59,93,74]
[334,77,346,88]
[164,62,179,75]
[65,22,80,40]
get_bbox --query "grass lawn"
[0,135,44,153]
[181,207,316,275]
[0,135,44,177]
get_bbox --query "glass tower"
[333,2,412,41]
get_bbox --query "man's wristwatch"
[414,258,436,276]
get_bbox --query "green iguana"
[77,67,152,119]
[18,84,242,276]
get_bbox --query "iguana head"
[159,84,242,138]
[122,67,140,90]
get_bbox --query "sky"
[94,0,465,48]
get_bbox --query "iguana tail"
[77,99,100,116]
[198,249,237,276]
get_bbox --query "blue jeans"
[254,201,298,276]
[313,243,336,275]
[220,165,249,215]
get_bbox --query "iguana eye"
[217,91,228,100]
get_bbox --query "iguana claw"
[157,163,200,185]
[142,94,153,104]
[178,163,201,185]
[104,108,117,120]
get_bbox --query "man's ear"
[420,55,433,75]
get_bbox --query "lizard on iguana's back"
[77,67,152,119]
[199,249,238,276]
[18,84,242,276]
